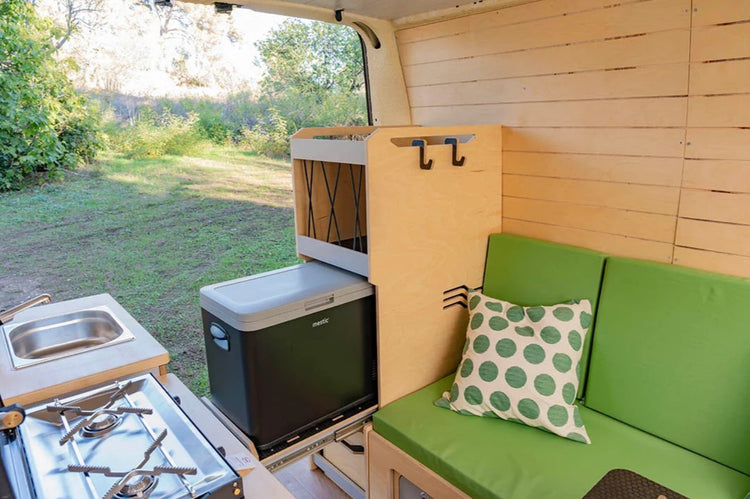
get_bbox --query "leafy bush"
[0,0,102,190]
[109,109,205,159]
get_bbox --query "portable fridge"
[199,261,376,452]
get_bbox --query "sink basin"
[2,305,135,369]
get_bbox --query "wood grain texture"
[688,95,750,127]
[408,65,688,107]
[685,128,750,161]
[413,97,687,128]
[402,30,690,87]
[400,0,690,66]
[396,0,624,44]
[504,197,677,242]
[504,127,685,157]
[503,152,683,186]
[691,23,750,62]
[675,218,750,257]
[682,159,750,192]
[367,430,470,499]
[689,60,750,95]
[673,247,750,279]
[504,174,680,215]
[679,190,750,225]
[364,125,503,405]
[692,0,750,26]
[503,219,674,262]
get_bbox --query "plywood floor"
[273,456,350,499]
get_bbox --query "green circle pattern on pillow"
[469,294,481,310]
[505,366,527,388]
[541,326,561,344]
[437,292,592,445]
[518,398,540,419]
[489,316,509,331]
[479,361,499,382]
[523,344,545,364]
[515,326,534,337]
[490,391,511,411]
[568,330,582,351]
[553,307,574,321]
[534,374,556,396]
[548,405,569,427]
[464,385,483,405]
[486,301,503,312]
[507,306,525,322]
[527,306,545,322]
[496,338,517,357]
[474,335,490,353]
[471,312,484,330]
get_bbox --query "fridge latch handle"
[304,294,334,311]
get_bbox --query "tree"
[256,19,365,97]
[52,0,104,50]
[0,0,101,190]
[249,19,368,157]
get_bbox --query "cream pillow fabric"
[436,291,592,443]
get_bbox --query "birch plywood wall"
[396,0,750,277]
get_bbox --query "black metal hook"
[412,139,433,170]
[335,9,344,21]
[445,137,465,166]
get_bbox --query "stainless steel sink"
[2,305,135,369]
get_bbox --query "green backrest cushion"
[585,257,750,475]
[483,234,607,398]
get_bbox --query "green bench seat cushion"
[374,376,750,499]
[585,257,750,475]
[482,234,606,398]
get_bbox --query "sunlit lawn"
[0,146,300,396]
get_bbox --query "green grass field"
[0,146,300,396]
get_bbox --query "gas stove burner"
[80,413,122,437]
[114,475,158,498]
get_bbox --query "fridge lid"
[199,261,373,331]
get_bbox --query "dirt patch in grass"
[0,147,300,396]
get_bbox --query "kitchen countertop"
[0,293,169,406]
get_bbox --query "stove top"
[15,374,242,499]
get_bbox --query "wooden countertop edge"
[2,353,170,406]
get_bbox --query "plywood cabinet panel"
[291,126,502,407]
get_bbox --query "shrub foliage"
[0,0,102,190]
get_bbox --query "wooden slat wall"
[673,1,750,277]
[396,0,750,277]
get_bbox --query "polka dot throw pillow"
[435,290,592,443]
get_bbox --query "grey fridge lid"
[199,261,374,331]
